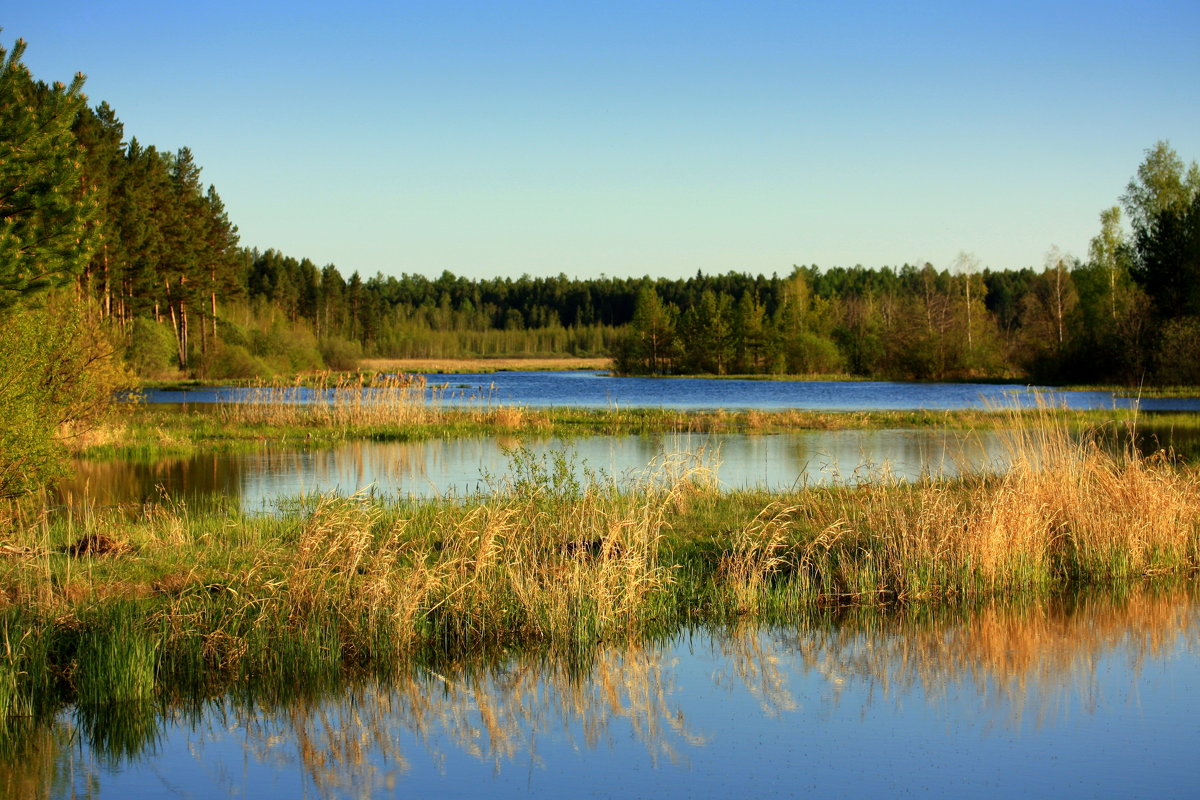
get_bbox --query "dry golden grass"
[714,407,1200,604]
[177,455,718,664]
[359,357,610,373]
[216,373,437,427]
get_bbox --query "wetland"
[6,373,1200,798]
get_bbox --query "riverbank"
[6,419,1199,716]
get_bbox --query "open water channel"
[17,373,1200,797]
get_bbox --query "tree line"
[614,143,1200,384]
[5,33,1200,386]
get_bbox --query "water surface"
[61,430,1012,511]
[142,371,1200,411]
[10,586,1198,798]
[63,422,1200,513]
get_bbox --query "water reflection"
[58,430,1015,513]
[60,425,1195,513]
[7,585,1197,798]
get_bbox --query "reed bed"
[80,396,1180,463]
[216,372,441,427]
[710,408,1200,610]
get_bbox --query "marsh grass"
[3,412,1200,716]
[710,406,1200,610]
[218,372,439,427]
[78,396,1185,463]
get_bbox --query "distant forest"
[29,59,1200,384]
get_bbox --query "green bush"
[250,322,323,373]
[784,332,844,375]
[319,336,363,371]
[0,296,128,499]
[202,343,273,380]
[125,317,180,378]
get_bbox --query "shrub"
[0,296,128,499]
[319,336,363,371]
[125,317,180,378]
[203,343,273,380]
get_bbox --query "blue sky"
[5,1,1198,280]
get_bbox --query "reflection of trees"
[56,452,245,512]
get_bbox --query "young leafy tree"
[1122,140,1200,237]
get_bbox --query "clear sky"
[5,1,1198,281]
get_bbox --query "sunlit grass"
[4,411,1200,717]
[73,391,1191,462]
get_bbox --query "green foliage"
[248,319,323,373]
[1133,193,1200,321]
[202,342,271,380]
[613,286,679,375]
[125,317,179,379]
[783,331,844,374]
[319,336,363,371]
[1152,316,1200,385]
[0,296,127,499]
[0,38,96,310]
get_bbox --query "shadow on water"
[2,581,1197,798]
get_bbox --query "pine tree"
[0,37,96,309]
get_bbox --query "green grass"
[1,406,1196,778]
[73,400,1198,462]
[12,416,1200,690]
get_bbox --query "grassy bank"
[77,390,1183,461]
[4,415,1200,720]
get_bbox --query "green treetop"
[0,37,96,310]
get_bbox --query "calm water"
[63,424,1200,513]
[142,371,1200,411]
[11,586,1199,799]
[61,430,1015,511]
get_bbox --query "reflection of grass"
[359,356,611,374]
[1060,383,1200,398]
[5,582,1193,789]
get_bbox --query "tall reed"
[217,372,439,427]
[773,409,1200,603]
